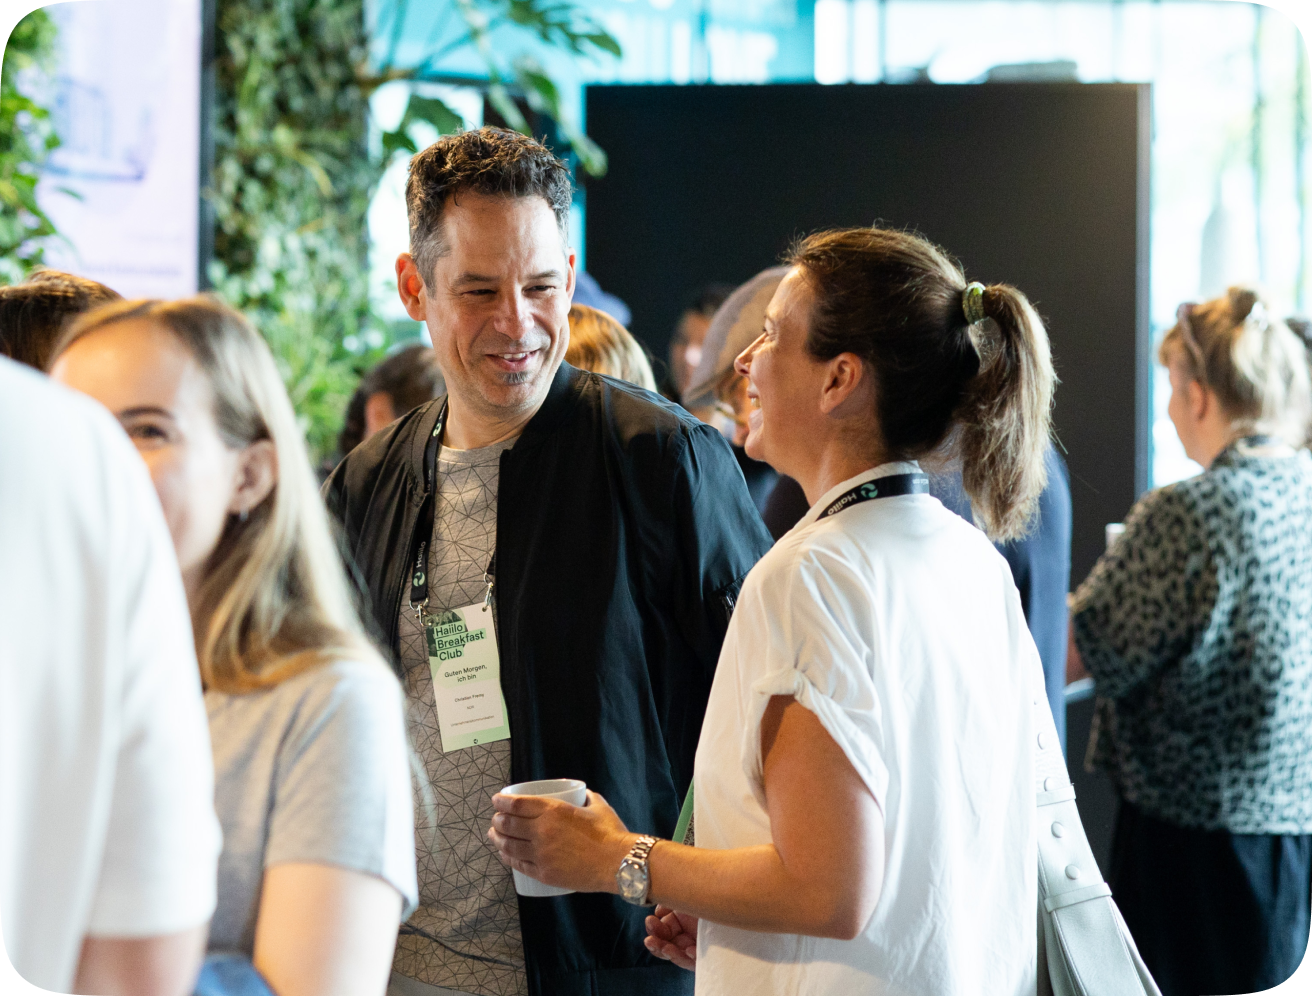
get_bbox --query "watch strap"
[618,834,660,905]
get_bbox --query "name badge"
[424,604,511,752]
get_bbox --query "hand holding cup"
[489,781,637,896]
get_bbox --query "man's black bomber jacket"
[323,362,773,996]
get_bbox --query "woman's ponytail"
[955,285,1055,541]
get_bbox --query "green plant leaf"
[487,83,528,132]
[584,30,622,58]
[381,128,419,157]
[516,62,562,118]
[406,94,465,135]
[0,8,60,276]
[566,128,608,178]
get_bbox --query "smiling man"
[324,128,771,996]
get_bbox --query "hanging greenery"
[211,0,384,461]
[367,0,621,176]
[0,9,61,285]
[212,0,619,461]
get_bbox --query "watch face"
[617,858,648,901]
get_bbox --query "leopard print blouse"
[1071,442,1312,833]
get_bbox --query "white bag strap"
[1032,666,1161,996]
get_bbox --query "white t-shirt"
[694,463,1039,996]
[0,359,222,991]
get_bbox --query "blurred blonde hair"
[566,304,657,391]
[1159,286,1312,446]
[57,296,381,693]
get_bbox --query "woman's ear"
[229,440,277,518]
[820,353,870,417]
[1187,377,1211,422]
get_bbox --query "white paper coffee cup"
[499,778,587,897]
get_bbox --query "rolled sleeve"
[744,668,889,812]
[738,546,888,812]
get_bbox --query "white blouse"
[693,463,1039,996]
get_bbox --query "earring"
[238,508,248,524]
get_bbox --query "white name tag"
[424,603,511,752]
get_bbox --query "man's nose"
[492,291,535,338]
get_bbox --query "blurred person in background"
[0,358,220,996]
[52,297,418,996]
[327,127,770,996]
[566,303,657,390]
[570,271,631,327]
[683,267,800,531]
[489,227,1053,996]
[1069,287,1312,996]
[0,268,119,370]
[663,283,733,400]
[338,344,446,459]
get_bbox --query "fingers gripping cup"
[500,778,587,897]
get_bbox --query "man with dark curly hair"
[325,127,770,996]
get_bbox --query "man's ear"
[566,249,577,302]
[396,253,428,321]
[819,353,867,417]
[229,440,277,518]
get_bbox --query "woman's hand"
[644,905,698,971]
[488,789,635,894]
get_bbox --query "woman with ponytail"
[487,227,1053,995]
[1069,287,1312,996]
[51,298,418,996]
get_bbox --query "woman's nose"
[734,333,766,377]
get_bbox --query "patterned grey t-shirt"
[393,438,527,996]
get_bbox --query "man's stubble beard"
[468,361,553,420]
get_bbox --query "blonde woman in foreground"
[52,297,417,996]
[488,227,1054,995]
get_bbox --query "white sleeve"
[84,427,222,937]
[739,547,889,811]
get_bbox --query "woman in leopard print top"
[1070,287,1312,996]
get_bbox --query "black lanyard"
[407,402,498,619]
[407,402,447,617]
[817,472,929,520]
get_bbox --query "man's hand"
[644,905,698,971]
[488,789,634,894]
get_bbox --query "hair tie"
[962,282,986,325]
